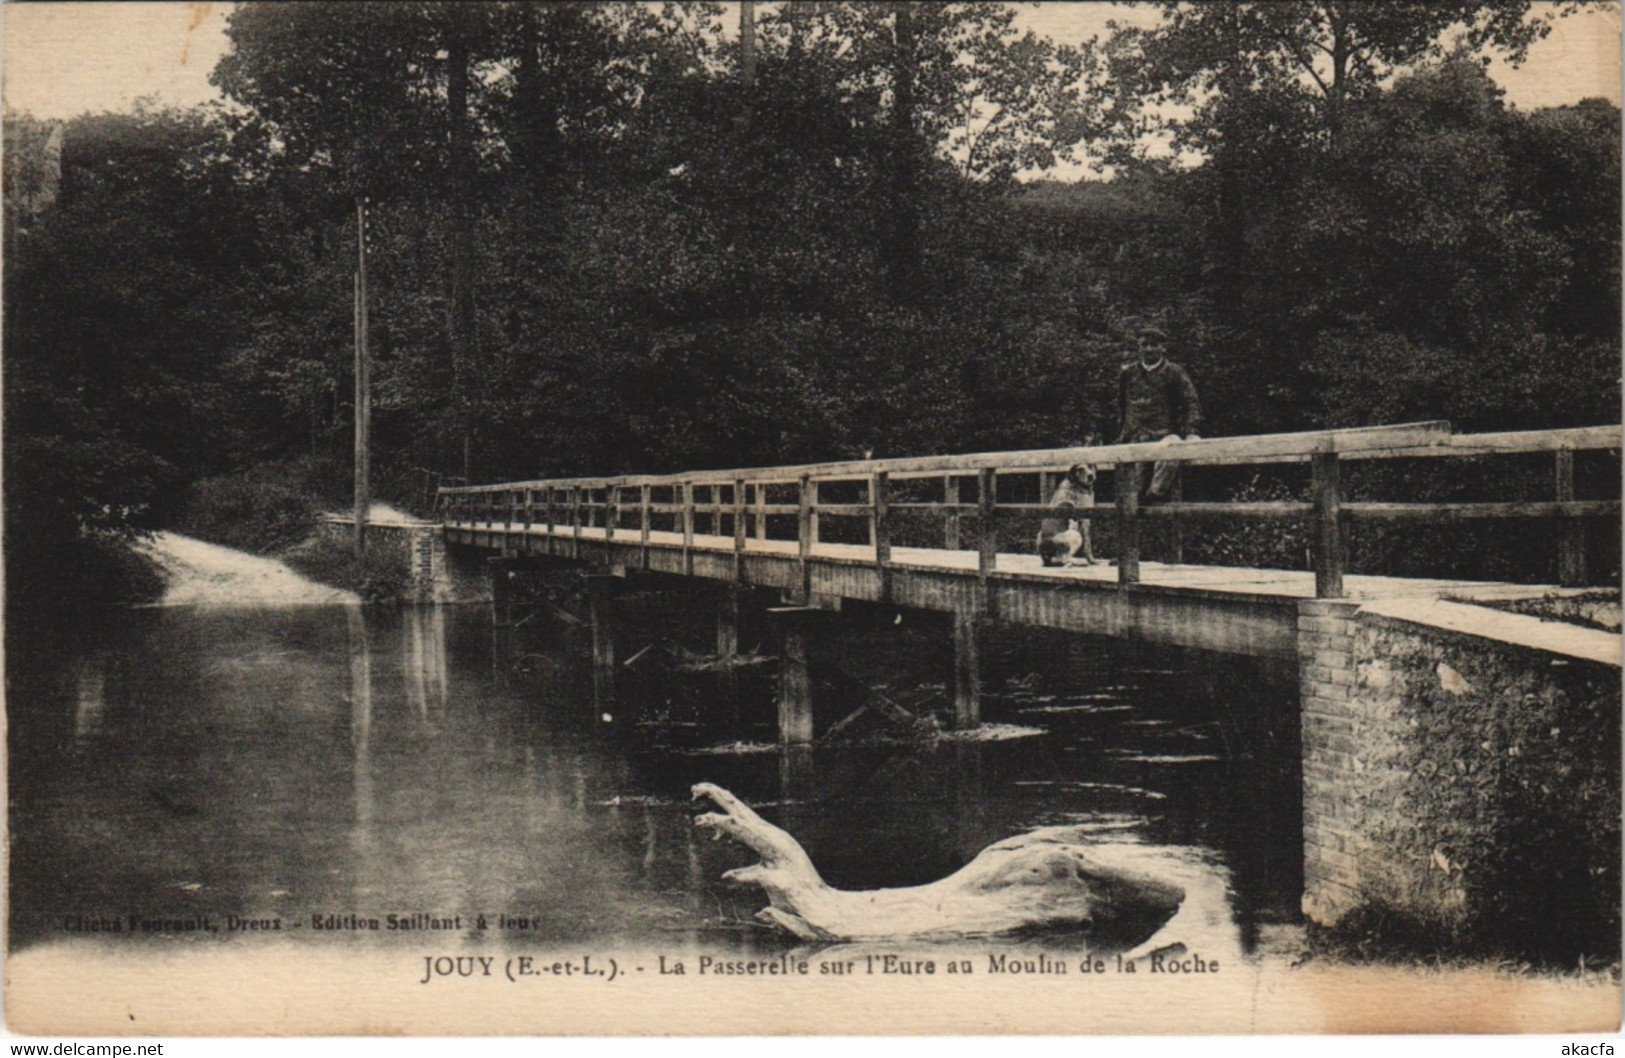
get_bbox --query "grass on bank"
[281,529,409,604]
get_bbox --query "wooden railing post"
[682,481,695,576]
[1556,448,1586,586]
[1116,463,1141,586]
[732,478,747,582]
[977,468,997,596]
[640,484,652,569]
[607,485,620,542]
[1170,473,1184,565]
[755,483,768,541]
[1312,451,1345,598]
[797,474,813,603]
[872,471,891,600]
[522,488,534,533]
[545,487,556,555]
[945,475,962,550]
[571,486,582,557]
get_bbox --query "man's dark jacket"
[1115,359,1202,443]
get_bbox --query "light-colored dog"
[1037,462,1097,567]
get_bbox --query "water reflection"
[347,604,374,835]
[10,600,1298,963]
[72,653,107,742]
[403,605,449,719]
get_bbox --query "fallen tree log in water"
[692,782,1186,943]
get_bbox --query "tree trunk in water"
[692,783,1187,945]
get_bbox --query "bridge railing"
[438,421,1621,598]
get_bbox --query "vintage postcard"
[4,1,1621,1041]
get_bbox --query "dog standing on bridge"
[1037,459,1098,567]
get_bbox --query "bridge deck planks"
[444,520,1572,605]
[445,520,1613,660]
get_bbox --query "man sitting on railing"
[1116,325,1202,504]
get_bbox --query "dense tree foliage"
[4,2,1618,614]
[1097,2,1618,433]
[4,106,264,615]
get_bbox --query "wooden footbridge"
[439,421,1618,726]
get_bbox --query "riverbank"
[4,529,169,633]
[277,502,429,603]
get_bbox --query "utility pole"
[354,197,370,566]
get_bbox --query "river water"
[8,586,1302,966]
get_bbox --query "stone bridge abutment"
[1298,597,1620,949]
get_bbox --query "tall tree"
[443,3,478,478]
[886,2,921,303]
[746,2,1098,304]
[1094,1,1601,430]
[212,2,450,198]
[1298,58,1615,431]
[1109,2,1594,147]
[4,106,259,610]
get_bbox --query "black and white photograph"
[3,0,1621,1041]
